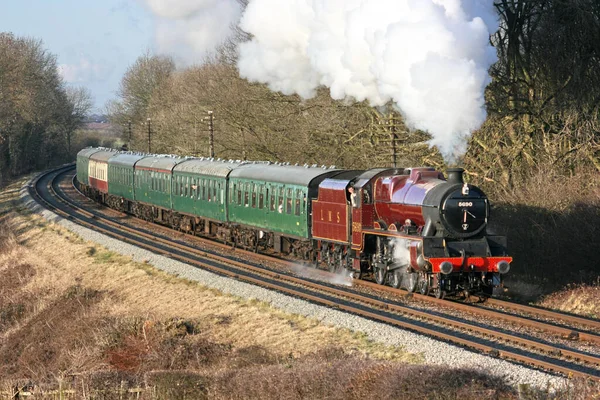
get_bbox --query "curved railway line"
[27,165,600,382]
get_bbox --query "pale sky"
[1,0,155,112]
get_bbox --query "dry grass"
[2,177,597,398]
[0,178,423,395]
[2,210,419,364]
[537,281,600,319]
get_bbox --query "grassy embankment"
[0,177,598,399]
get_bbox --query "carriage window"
[295,189,302,216]
[237,185,242,205]
[259,185,264,209]
[286,197,292,214]
[244,190,249,207]
[303,192,307,213]
[251,184,257,208]
[270,192,276,211]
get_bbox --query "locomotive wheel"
[375,267,387,285]
[405,272,418,293]
[390,270,402,289]
[328,251,338,273]
[419,279,430,296]
[433,288,446,299]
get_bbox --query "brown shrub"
[0,285,105,380]
[148,336,231,371]
[106,334,150,372]
[145,371,208,399]
[103,318,231,373]
[78,371,139,400]
[209,359,515,400]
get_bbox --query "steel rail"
[62,169,600,342]
[485,298,600,331]
[35,167,600,381]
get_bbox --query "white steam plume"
[291,263,353,287]
[237,0,498,161]
[144,0,243,63]
[392,238,411,267]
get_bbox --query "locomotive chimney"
[446,168,464,184]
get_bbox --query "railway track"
[27,165,600,382]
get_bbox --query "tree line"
[0,33,92,186]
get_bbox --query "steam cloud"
[145,0,498,161]
[144,0,242,63]
[237,0,498,161]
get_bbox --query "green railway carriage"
[228,163,339,238]
[107,153,146,201]
[172,159,243,222]
[134,155,185,209]
[76,147,101,186]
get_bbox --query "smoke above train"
[144,0,498,162]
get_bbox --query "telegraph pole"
[147,118,151,153]
[207,111,214,158]
[389,113,397,168]
[128,120,132,150]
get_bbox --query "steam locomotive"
[77,147,511,299]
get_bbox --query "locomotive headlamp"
[440,261,453,275]
[497,260,511,274]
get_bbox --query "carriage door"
[351,184,374,251]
